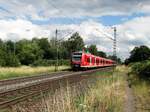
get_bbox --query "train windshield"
[72,53,82,61]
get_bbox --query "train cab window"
[72,56,81,61]
[72,53,82,61]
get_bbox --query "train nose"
[72,61,81,67]
[72,61,81,64]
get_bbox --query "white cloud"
[117,16,150,59]
[0,19,50,41]
[0,16,150,60]
[0,19,115,58]
[0,0,150,19]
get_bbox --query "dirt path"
[124,75,135,112]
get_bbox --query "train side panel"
[71,51,115,69]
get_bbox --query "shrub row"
[130,60,150,80]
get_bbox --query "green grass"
[128,61,150,112]
[0,109,8,112]
[12,66,126,112]
[0,66,70,80]
[128,73,150,112]
[74,67,126,112]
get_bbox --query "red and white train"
[71,51,115,69]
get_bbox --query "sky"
[0,0,150,60]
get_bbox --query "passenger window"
[87,58,90,63]
[96,59,99,64]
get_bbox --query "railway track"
[0,71,72,86]
[0,71,73,92]
[0,67,113,109]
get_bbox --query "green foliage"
[16,39,43,65]
[88,44,98,55]
[5,54,20,67]
[0,33,84,67]
[0,49,6,66]
[0,32,117,67]
[97,51,107,58]
[125,45,150,64]
[130,60,150,80]
[86,44,107,58]
[33,38,53,59]
[127,65,150,112]
[32,59,70,66]
[0,40,20,67]
[66,32,84,54]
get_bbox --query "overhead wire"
[45,0,79,39]
[95,28,114,40]
[46,0,116,43]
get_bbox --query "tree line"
[0,32,120,67]
[125,45,150,80]
[125,45,150,64]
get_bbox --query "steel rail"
[0,71,71,87]
[0,67,113,109]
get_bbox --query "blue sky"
[28,12,148,26]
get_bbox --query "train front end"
[71,51,82,70]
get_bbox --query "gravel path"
[124,75,135,112]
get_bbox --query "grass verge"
[12,66,126,112]
[0,66,70,80]
[128,73,150,112]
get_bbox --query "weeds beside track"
[0,67,113,110]
[12,66,126,112]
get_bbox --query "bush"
[138,61,150,79]
[0,58,6,66]
[131,60,150,80]
[5,55,21,67]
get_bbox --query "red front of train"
[71,51,115,69]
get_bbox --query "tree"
[5,53,20,67]
[86,45,107,58]
[0,48,6,66]
[33,38,53,59]
[6,40,15,53]
[58,41,69,59]
[0,39,6,66]
[16,39,43,65]
[97,51,107,58]
[0,40,21,67]
[66,32,84,54]
[88,45,98,55]
[126,45,150,64]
